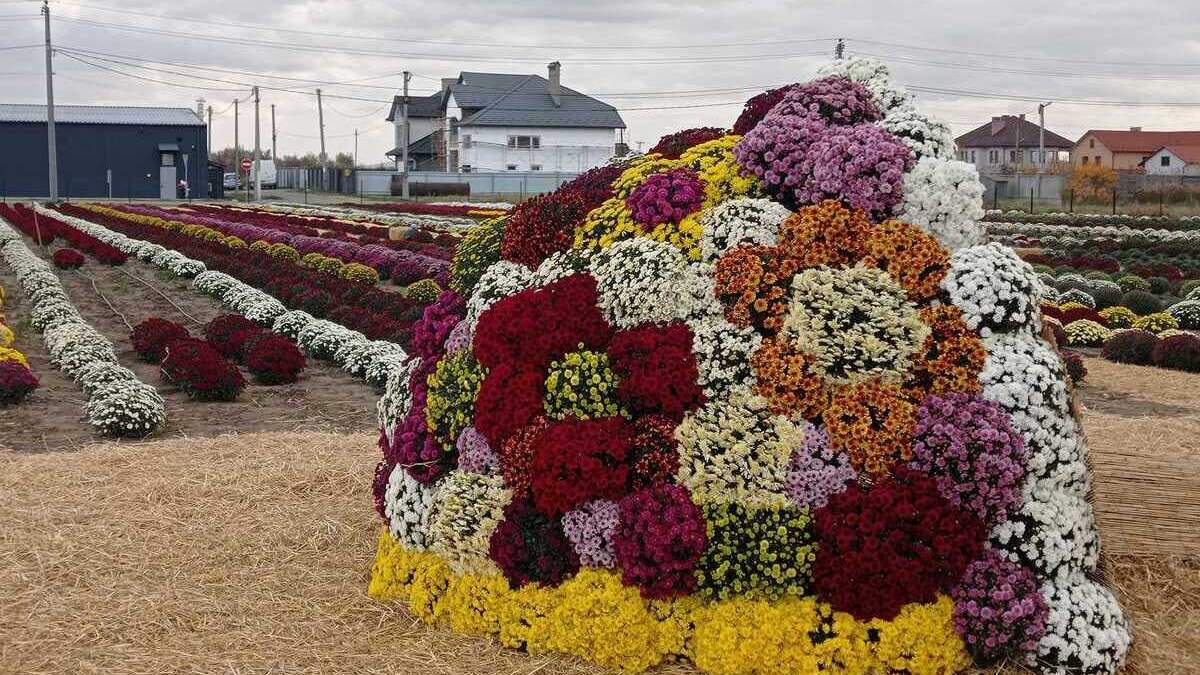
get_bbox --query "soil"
[0,237,380,453]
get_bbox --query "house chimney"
[1130,126,1142,132]
[548,61,562,107]
[196,98,206,117]
[991,116,1005,135]
[441,78,456,92]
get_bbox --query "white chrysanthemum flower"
[384,464,437,549]
[1032,574,1131,675]
[427,471,512,575]
[377,356,422,443]
[675,392,797,506]
[464,260,537,330]
[689,315,761,400]
[589,237,719,329]
[698,197,791,263]
[943,243,1042,336]
[899,157,986,250]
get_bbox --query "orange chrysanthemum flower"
[906,305,986,396]
[825,382,917,476]
[750,337,829,419]
[776,199,872,269]
[713,245,799,334]
[859,219,950,303]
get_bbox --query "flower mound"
[130,318,190,363]
[364,58,1128,675]
[243,333,306,384]
[161,337,246,401]
[52,248,85,269]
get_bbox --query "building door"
[159,150,177,199]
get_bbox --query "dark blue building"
[0,104,208,199]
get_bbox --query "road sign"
[241,158,252,174]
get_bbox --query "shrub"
[1120,290,1162,315]
[243,333,306,384]
[297,288,335,318]
[1098,306,1137,329]
[339,262,381,285]
[129,318,190,363]
[1148,276,1172,295]
[1053,274,1091,294]
[1168,300,1200,330]
[1117,275,1151,293]
[406,278,443,305]
[1101,330,1159,365]
[1057,288,1095,309]
[204,314,264,359]
[1089,280,1123,309]
[1065,319,1110,347]
[648,126,728,159]
[1179,279,1200,299]
[266,243,300,262]
[1059,307,1106,326]
[1131,312,1179,334]
[51,248,85,269]
[1061,349,1087,383]
[1067,163,1116,199]
[160,337,246,400]
[0,360,39,405]
[453,215,507,292]
[1084,270,1112,282]
[1151,333,1200,372]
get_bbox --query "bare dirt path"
[0,238,379,452]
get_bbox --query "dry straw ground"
[0,357,1197,675]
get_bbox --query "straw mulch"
[0,357,1197,674]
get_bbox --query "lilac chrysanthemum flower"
[910,392,1027,525]
[785,422,856,509]
[561,499,620,568]
[456,426,499,474]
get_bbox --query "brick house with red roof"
[1074,128,1200,171]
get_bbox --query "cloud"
[2,0,1199,164]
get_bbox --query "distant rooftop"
[0,104,205,126]
[956,115,1073,149]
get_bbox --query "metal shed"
[0,104,208,199]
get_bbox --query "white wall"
[457,125,616,172]
[1143,148,1200,176]
[957,145,1069,172]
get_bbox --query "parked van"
[250,159,278,189]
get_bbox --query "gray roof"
[385,93,443,122]
[450,71,625,129]
[956,115,1073,149]
[0,104,205,126]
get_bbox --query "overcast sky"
[2,0,1200,165]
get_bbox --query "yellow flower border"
[369,529,969,675]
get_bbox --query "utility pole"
[316,88,327,166]
[234,97,239,174]
[354,127,359,198]
[270,103,277,160]
[1038,101,1052,173]
[834,38,845,60]
[316,88,327,190]
[42,0,58,201]
[253,86,261,202]
[401,70,411,199]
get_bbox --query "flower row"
[0,203,128,265]
[0,216,165,436]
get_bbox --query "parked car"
[223,172,238,190]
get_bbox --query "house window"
[969,150,976,163]
[530,164,543,171]
[1089,138,1095,149]
[1081,156,1089,165]
[1094,156,1102,166]
[1162,155,1171,167]
[988,150,999,164]
[160,152,175,167]
[507,135,541,149]
[461,134,472,148]
[506,164,517,171]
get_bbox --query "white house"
[386,63,627,173]
[1141,145,1200,176]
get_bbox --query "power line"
[53,16,832,65]
[52,0,835,52]
[0,43,39,50]
[852,49,1200,82]
[850,38,1200,69]
[55,50,249,93]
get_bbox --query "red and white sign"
[240,158,253,174]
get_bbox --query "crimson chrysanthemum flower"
[648,126,728,159]
[129,318,190,363]
[160,337,246,401]
[489,498,580,588]
[243,333,306,384]
[204,314,264,360]
[811,467,985,621]
[607,322,704,419]
[528,417,633,516]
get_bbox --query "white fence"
[276,167,579,197]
